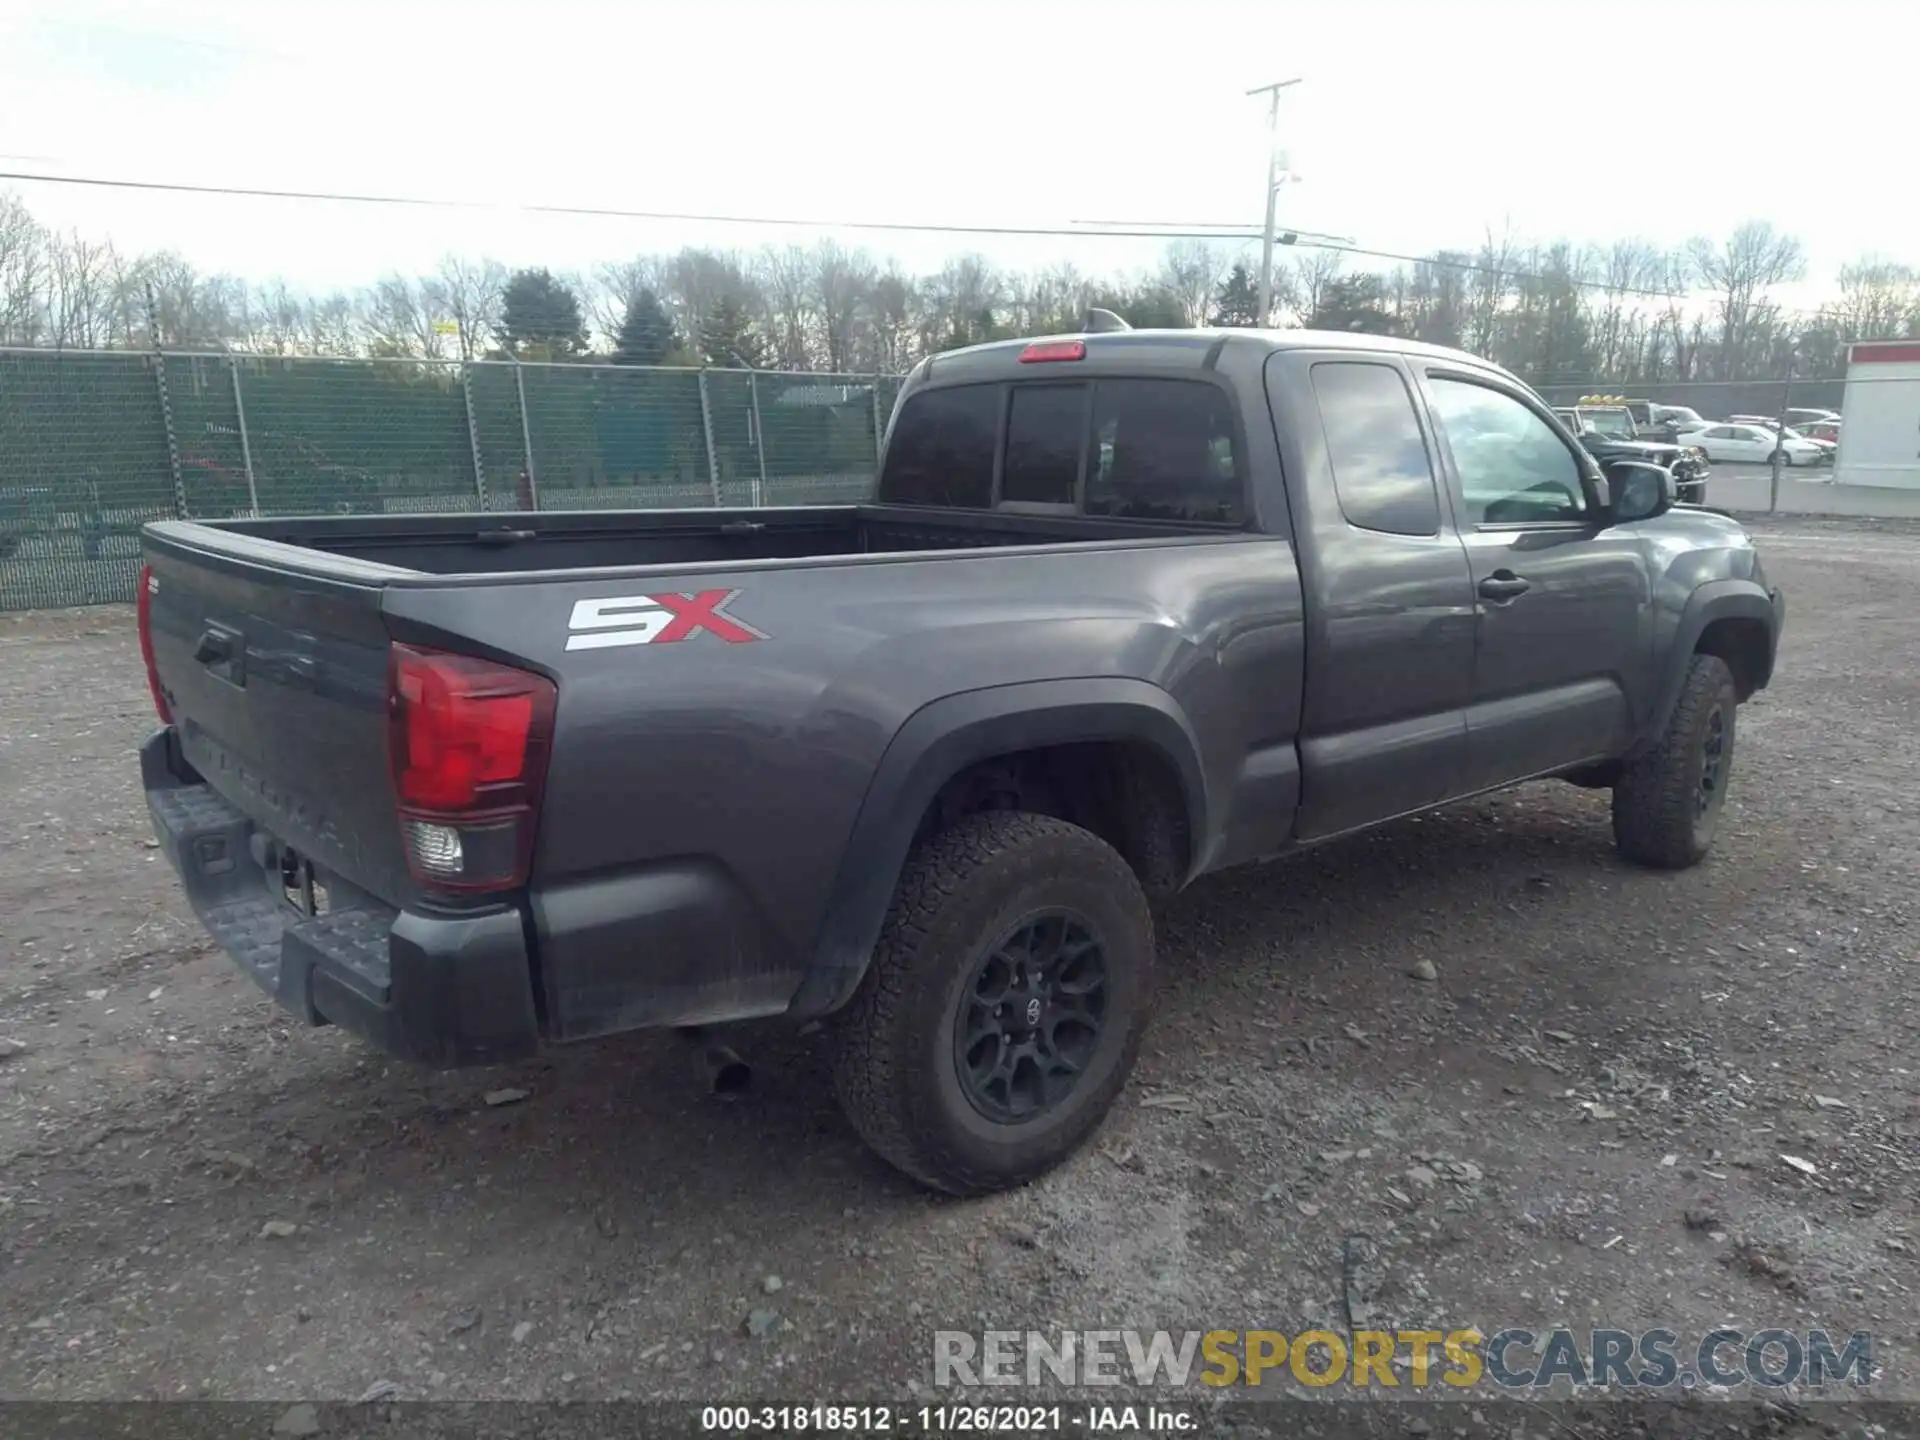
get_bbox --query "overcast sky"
[0,0,1908,309]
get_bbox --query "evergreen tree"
[699,295,767,367]
[497,268,587,358]
[613,288,678,366]
[1210,262,1263,326]
[1306,275,1407,337]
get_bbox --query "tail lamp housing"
[387,643,556,894]
[136,564,173,724]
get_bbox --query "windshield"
[1582,409,1637,439]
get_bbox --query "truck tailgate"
[143,541,410,906]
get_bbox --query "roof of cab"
[917,327,1513,384]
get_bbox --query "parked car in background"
[1646,404,1708,440]
[1785,426,1838,461]
[1690,423,1829,466]
[1797,419,1841,446]
[1783,407,1841,428]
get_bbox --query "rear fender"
[786,678,1208,1018]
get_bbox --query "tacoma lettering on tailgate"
[565,589,769,650]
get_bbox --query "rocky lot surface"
[1,514,1916,1438]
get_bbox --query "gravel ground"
[1,514,1916,1437]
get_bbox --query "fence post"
[697,368,722,506]
[871,374,885,467]
[1768,357,1794,515]
[748,369,768,506]
[229,358,260,516]
[461,364,489,510]
[512,360,539,512]
[145,286,188,521]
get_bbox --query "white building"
[1835,340,1920,489]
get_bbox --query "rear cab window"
[1308,361,1440,536]
[879,375,1244,525]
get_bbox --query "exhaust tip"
[706,1045,751,1095]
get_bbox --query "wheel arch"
[787,678,1209,1018]
[1638,581,1777,755]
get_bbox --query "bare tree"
[435,254,507,361]
[1833,257,1919,341]
[808,241,876,371]
[913,254,1005,354]
[1459,229,1518,359]
[0,192,46,344]
[301,292,359,355]
[1157,241,1229,328]
[1688,221,1807,379]
[869,268,917,374]
[237,279,308,355]
[1290,248,1343,328]
[45,231,115,348]
[1583,238,1661,378]
[363,273,457,359]
[757,245,816,370]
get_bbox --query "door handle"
[1478,572,1531,601]
[193,629,233,665]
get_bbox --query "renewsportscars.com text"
[933,1327,1877,1392]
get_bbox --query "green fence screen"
[0,349,902,611]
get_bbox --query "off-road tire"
[830,811,1154,1196]
[1612,653,1739,869]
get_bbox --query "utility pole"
[1247,77,1302,328]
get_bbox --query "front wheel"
[1611,653,1739,869]
[830,811,1155,1196]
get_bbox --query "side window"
[1002,384,1087,505]
[877,384,998,508]
[1704,426,1734,440]
[1309,361,1440,536]
[1085,379,1243,524]
[1427,377,1589,526]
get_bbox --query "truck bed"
[206,503,1219,577]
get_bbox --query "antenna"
[1083,308,1132,334]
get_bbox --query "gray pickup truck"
[136,328,1785,1195]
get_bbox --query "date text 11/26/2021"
[699,1404,1196,1433]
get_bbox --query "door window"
[1427,377,1590,526]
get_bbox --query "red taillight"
[387,643,556,894]
[136,563,173,724]
[1018,340,1087,363]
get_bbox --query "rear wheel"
[830,811,1154,1195]
[1612,653,1739,869]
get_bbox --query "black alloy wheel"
[952,910,1108,1124]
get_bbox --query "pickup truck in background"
[1554,406,1711,504]
[137,327,1785,1195]
[1575,395,1708,445]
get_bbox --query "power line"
[0,168,1276,243]
[0,166,1680,297]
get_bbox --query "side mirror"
[1604,459,1676,522]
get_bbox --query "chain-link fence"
[0,348,907,611]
